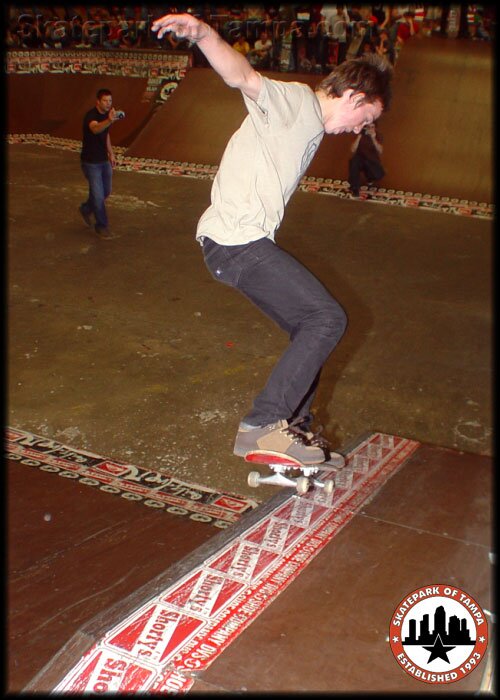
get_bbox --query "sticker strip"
[6,134,492,221]
[5,427,259,528]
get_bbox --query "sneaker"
[94,225,115,239]
[324,451,346,469]
[79,205,93,227]
[233,418,326,464]
[296,419,346,469]
[301,424,331,456]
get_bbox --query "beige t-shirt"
[196,76,324,245]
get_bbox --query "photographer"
[348,123,385,197]
[79,89,123,239]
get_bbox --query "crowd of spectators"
[6,5,494,73]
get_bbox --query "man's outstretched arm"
[152,13,262,101]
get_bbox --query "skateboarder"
[152,13,393,465]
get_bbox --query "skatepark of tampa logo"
[389,584,488,685]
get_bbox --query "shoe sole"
[324,451,346,469]
[241,449,325,466]
[244,451,302,467]
[94,230,119,240]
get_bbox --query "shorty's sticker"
[389,584,488,684]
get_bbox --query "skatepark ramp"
[7,36,493,202]
[7,49,191,148]
[125,38,492,203]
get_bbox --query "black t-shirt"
[357,128,383,161]
[81,107,110,163]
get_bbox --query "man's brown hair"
[317,53,393,110]
[96,88,112,100]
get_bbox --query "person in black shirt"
[347,123,385,197]
[79,88,121,238]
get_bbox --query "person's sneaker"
[233,418,326,465]
[79,205,93,227]
[295,419,346,469]
[94,225,115,239]
[324,451,346,469]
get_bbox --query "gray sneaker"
[295,420,346,469]
[233,418,326,465]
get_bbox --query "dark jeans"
[202,237,347,427]
[348,153,385,192]
[81,161,112,228]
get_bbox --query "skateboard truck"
[244,450,343,495]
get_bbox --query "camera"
[115,110,125,120]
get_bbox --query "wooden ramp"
[125,37,492,202]
[7,73,156,148]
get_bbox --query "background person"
[232,32,251,57]
[348,123,385,197]
[374,28,395,65]
[79,88,121,239]
[248,29,273,69]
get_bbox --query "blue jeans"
[81,161,112,228]
[202,237,348,427]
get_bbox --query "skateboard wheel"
[296,476,310,495]
[248,471,261,488]
[324,479,334,495]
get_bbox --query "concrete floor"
[7,144,492,498]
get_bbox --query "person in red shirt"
[396,11,419,45]
[103,15,122,48]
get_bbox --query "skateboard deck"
[244,450,346,495]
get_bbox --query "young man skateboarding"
[152,13,393,466]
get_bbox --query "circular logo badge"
[389,584,488,684]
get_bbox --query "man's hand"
[152,12,261,101]
[90,109,118,134]
[152,13,210,43]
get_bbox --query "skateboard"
[245,450,346,495]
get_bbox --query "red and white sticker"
[54,648,157,693]
[151,668,195,693]
[107,604,205,666]
[207,541,280,583]
[389,584,489,684]
[161,570,245,618]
